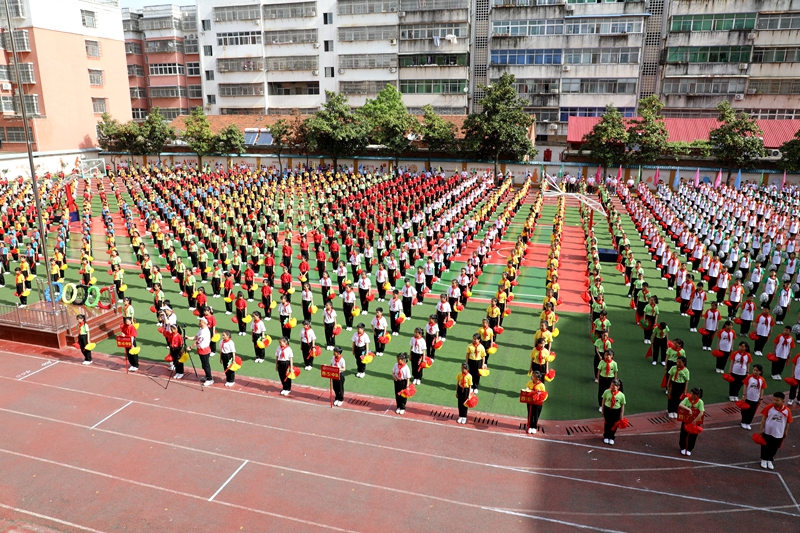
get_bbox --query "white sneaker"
[652,361,657,365]
[82,360,93,365]
[457,417,463,424]
[681,449,687,455]
[377,352,383,356]
[169,363,176,371]
[599,407,603,412]
[265,317,271,321]
[755,351,762,356]
[392,332,398,336]
[174,373,183,379]
[686,451,691,456]
[608,439,614,445]
[528,428,536,434]
[777,321,783,325]
[716,369,724,374]
[398,409,405,415]
[226,311,232,315]
[396,408,401,414]
[129,366,138,372]
[761,460,768,469]
[225,382,234,387]
[767,461,774,470]
[357,372,365,378]
[603,438,609,444]
[789,400,794,406]
[441,338,446,343]
[203,380,214,387]
[772,375,782,380]
[346,327,352,331]
[473,389,478,394]
[661,361,666,366]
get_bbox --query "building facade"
[122,4,202,121]
[0,0,130,154]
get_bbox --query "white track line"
[0,501,108,533]
[17,360,58,381]
[776,473,800,513]
[89,401,133,430]
[208,460,248,502]
[486,508,626,533]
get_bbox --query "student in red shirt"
[261,282,273,319]
[168,324,185,379]
[223,272,235,315]
[204,306,217,355]
[243,265,256,301]
[234,291,248,335]
[120,316,139,372]
[280,267,293,302]
[758,392,792,470]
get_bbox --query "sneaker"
[767,461,774,470]
[603,438,609,444]
[129,366,138,372]
[594,379,599,383]
[226,311,232,315]
[457,417,463,424]
[789,400,794,406]
[681,449,687,455]
[174,373,183,379]
[745,424,752,430]
[357,372,365,378]
[361,311,368,315]
[777,321,783,325]
[772,375,782,380]
[248,299,253,302]
[608,439,614,445]
[396,408,401,414]
[377,352,383,357]
[203,380,214,387]
[398,409,405,415]
[528,428,537,434]
[305,366,312,371]
[82,360,93,365]
[755,351,762,356]
[652,361,657,365]
[761,460,768,469]
[346,327,352,331]
[717,369,724,374]
[661,361,666,366]
[392,332,398,336]
[599,407,603,412]
[441,338,446,343]
[473,389,478,394]
[255,359,263,363]
[686,451,692,456]
[225,382,234,387]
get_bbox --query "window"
[6,127,33,143]
[125,42,143,55]
[564,17,643,35]
[184,39,198,54]
[561,78,637,94]
[560,107,634,122]
[187,62,200,76]
[201,19,211,31]
[81,10,97,28]
[6,0,24,18]
[756,13,800,30]
[406,106,466,115]
[267,81,320,95]
[745,108,800,119]
[13,63,35,84]
[132,108,148,120]
[127,64,144,77]
[149,86,187,98]
[748,79,800,94]
[85,40,101,58]
[182,12,196,32]
[400,0,468,9]
[0,66,9,81]
[222,107,264,115]
[159,108,190,120]
[530,108,560,122]
[339,26,399,41]
[399,79,467,94]
[217,31,264,46]
[265,56,316,71]
[340,80,394,95]
[144,40,184,54]
[92,98,107,114]
[671,13,756,32]
[263,2,317,19]
[149,63,185,76]
[341,54,398,68]
[502,78,559,94]
[661,77,747,95]
[324,13,333,24]
[490,49,562,65]
[325,66,335,77]
[398,53,467,67]
[213,5,261,22]
[564,47,639,64]
[130,87,146,99]
[338,0,397,15]
[204,45,213,56]
[219,83,264,96]
[399,24,467,39]
[188,85,203,99]
[265,29,318,44]
[1,31,30,52]
[0,96,14,112]
[88,69,104,86]
[666,46,751,63]
[492,19,564,36]
[204,70,214,81]
[207,95,216,105]
[324,40,334,51]
[752,47,800,63]
[123,19,140,32]
[218,57,266,72]
[139,17,180,31]
[13,95,39,116]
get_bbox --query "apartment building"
[0,0,130,154]
[659,0,800,120]
[122,4,202,121]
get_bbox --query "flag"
[734,169,742,190]
[714,169,722,188]
[635,166,642,185]
[617,165,622,181]
[653,167,660,186]
[672,167,681,188]
[65,183,79,223]
[781,170,786,190]
[595,164,601,181]
[693,168,700,187]
[558,165,563,179]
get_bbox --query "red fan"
[72,342,81,350]
[157,327,164,334]
[723,300,732,307]
[366,293,375,302]
[645,346,653,359]
[711,286,720,292]
[510,280,518,287]
[313,345,322,357]
[684,424,703,435]
[752,433,767,446]
[241,284,248,291]
[395,315,406,325]
[702,275,710,281]
[164,354,173,362]
[378,334,391,345]
[687,310,694,316]
[433,339,444,350]
[139,273,146,279]
[581,292,591,303]
[418,356,434,370]
[735,400,749,409]
[667,341,676,350]
[332,325,342,336]
[612,418,630,431]
[444,318,455,329]
[544,368,556,382]
[493,326,504,335]
[532,390,548,405]
[150,305,157,313]
[328,292,336,300]
[629,299,635,309]
[674,297,681,302]
[733,318,743,325]
[181,292,188,297]
[660,373,668,389]
[711,349,724,358]
[722,373,735,383]
[464,393,479,408]
[193,309,200,316]
[766,353,779,362]
[231,316,238,324]
[698,328,709,336]
[399,383,417,398]
[258,302,265,308]
[412,297,419,306]
[785,377,799,386]
[503,308,512,317]
[454,304,465,312]
[749,332,759,341]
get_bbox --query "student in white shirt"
[409,327,428,385]
[322,300,338,350]
[392,353,412,414]
[758,392,793,470]
[251,311,267,363]
[275,336,294,396]
[740,364,765,429]
[331,347,346,406]
[192,318,214,387]
[300,319,318,371]
[371,308,388,356]
[219,330,237,387]
[351,323,370,378]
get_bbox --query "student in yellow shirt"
[478,317,495,363]
[540,302,558,331]
[486,298,501,330]
[455,362,473,424]
[529,337,550,376]
[526,371,547,434]
[495,289,508,326]
[466,333,487,393]
[534,322,553,350]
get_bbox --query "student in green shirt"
[594,331,613,381]
[77,313,92,365]
[591,295,606,322]
[667,356,690,418]
[642,295,659,344]
[678,387,705,456]
[597,350,618,411]
[651,321,669,366]
[601,379,625,445]
[593,310,611,340]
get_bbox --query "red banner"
[116,336,133,348]
[519,390,537,404]
[321,365,340,380]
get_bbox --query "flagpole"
[4,0,55,305]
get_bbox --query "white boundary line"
[89,401,133,430]
[0,501,108,533]
[17,360,58,381]
[486,508,625,533]
[209,460,248,501]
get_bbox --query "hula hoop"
[45,281,64,303]
[61,283,77,304]
[97,287,112,310]
[73,285,88,306]
[85,285,101,308]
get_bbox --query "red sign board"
[116,336,133,348]
[321,365,340,380]
[519,390,537,404]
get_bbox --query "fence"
[0,302,72,333]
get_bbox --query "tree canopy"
[305,91,368,171]
[419,104,457,170]
[777,127,800,173]
[709,101,766,182]
[359,84,418,171]
[181,107,216,166]
[626,96,668,165]
[214,123,246,156]
[269,118,292,173]
[580,104,628,173]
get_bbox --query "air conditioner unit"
[550,88,559,94]
[390,6,397,11]
[747,33,756,40]
[313,42,320,48]
[389,67,397,73]
[561,65,570,71]
[620,31,628,35]
[1,83,10,91]
[565,4,574,11]
[548,123,558,131]
[739,63,748,70]
[269,13,276,18]
[390,38,397,45]
[734,93,744,100]
[399,11,406,17]
[312,69,319,75]
[770,149,782,158]
[747,88,757,94]
[338,68,345,74]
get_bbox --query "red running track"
[0,349,798,533]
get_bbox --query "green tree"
[777,126,800,173]
[305,91,368,171]
[215,124,246,155]
[290,108,312,170]
[580,104,628,177]
[269,118,292,174]
[419,104,457,172]
[709,101,766,184]
[462,73,536,180]
[181,107,215,168]
[139,107,176,162]
[96,113,125,167]
[359,84,418,173]
[626,96,668,165]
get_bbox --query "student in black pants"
[331,347,346,406]
[651,322,669,366]
[455,362,472,425]
[392,352,412,415]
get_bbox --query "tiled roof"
[567,116,800,149]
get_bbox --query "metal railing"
[0,302,71,332]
